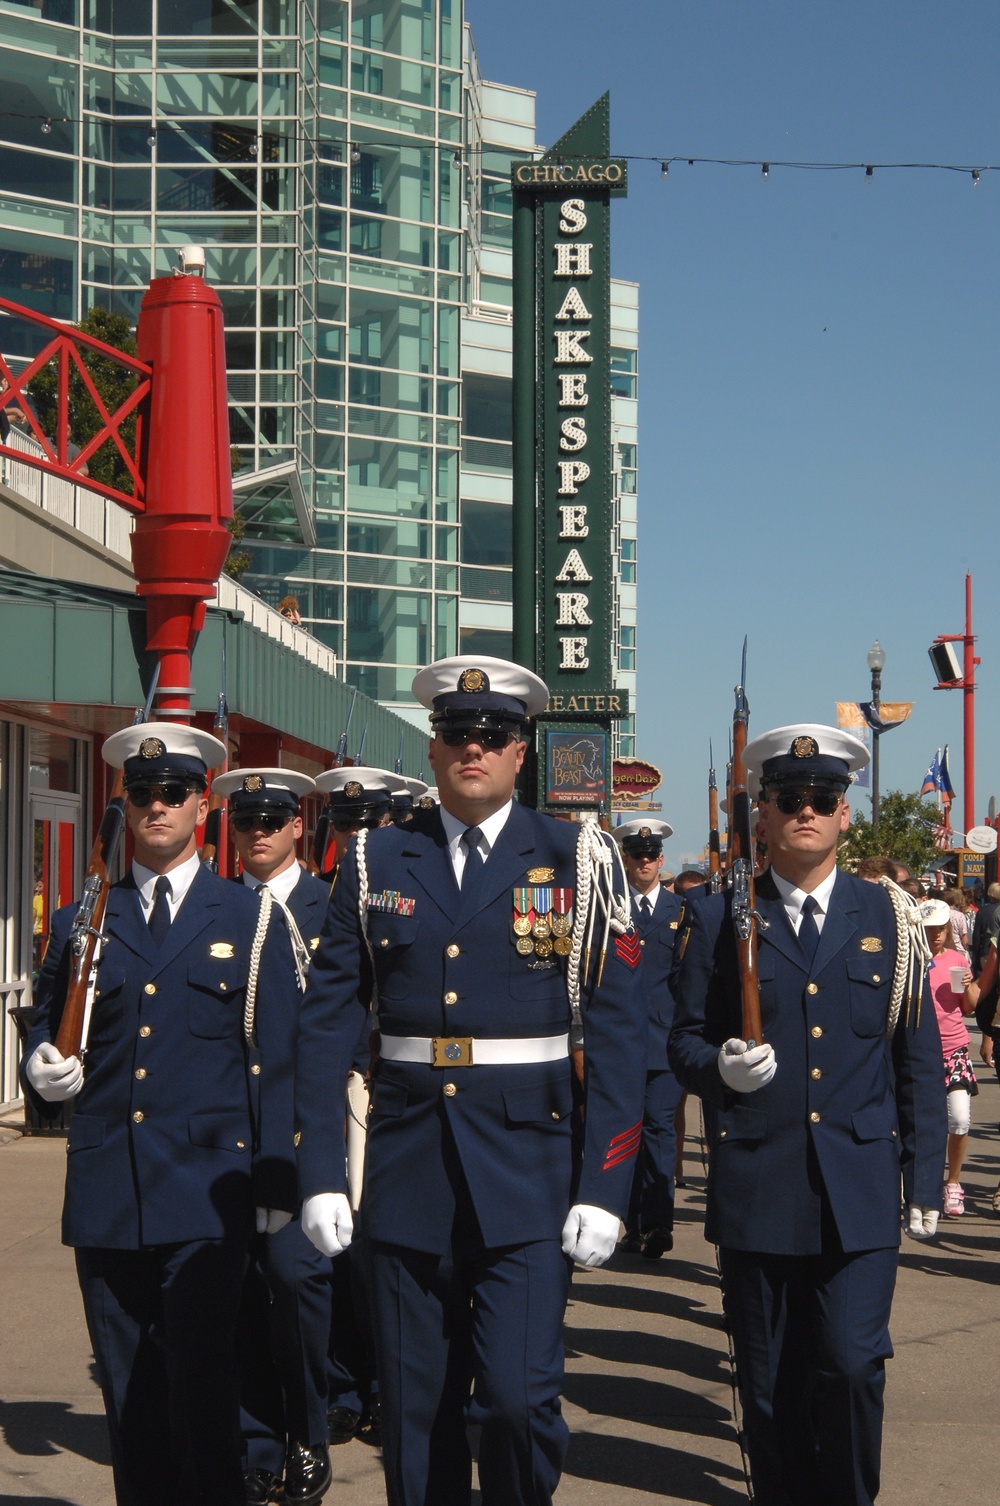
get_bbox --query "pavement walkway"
[1,1078,997,1505]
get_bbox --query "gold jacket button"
[379,937,389,948]
[132,1110,144,1124]
[719,1129,728,1138]
[810,1111,821,1123]
[810,1067,822,1080]
[144,983,156,995]
[219,981,227,991]
[872,973,881,983]
[811,1025,823,1038]
[446,944,460,959]
[134,1068,147,1080]
[551,1110,560,1120]
[443,1082,457,1097]
[251,1063,261,1076]
[444,991,458,1005]
[139,1025,152,1038]
[806,982,819,995]
[236,1140,246,1149]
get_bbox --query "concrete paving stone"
[1,1073,997,1504]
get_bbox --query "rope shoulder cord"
[566,815,633,1034]
[877,874,932,1036]
[243,884,274,1046]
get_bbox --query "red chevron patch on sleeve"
[614,931,642,969]
[602,1120,642,1171]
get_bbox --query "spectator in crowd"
[920,898,977,1217]
[856,855,898,882]
[278,595,303,626]
[970,881,1000,973]
[972,936,1000,1212]
[900,878,926,901]
[943,887,971,958]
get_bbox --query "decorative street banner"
[512,93,628,811]
[836,700,912,792]
[546,730,607,806]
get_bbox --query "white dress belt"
[378,1033,570,1066]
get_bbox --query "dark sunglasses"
[770,788,843,817]
[438,727,513,750]
[332,813,386,832]
[232,812,293,834]
[127,782,200,808]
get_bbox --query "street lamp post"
[867,639,886,832]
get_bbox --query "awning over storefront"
[0,568,427,773]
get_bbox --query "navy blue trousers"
[626,1067,685,1235]
[328,1224,378,1414]
[76,1238,247,1506]
[368,1227,570,1506]
[720,1245,898,1506]
[238,1220,333,1472]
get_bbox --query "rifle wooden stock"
[731,653,763,1046]
[708,780,722,893]
[54,777,126,1060]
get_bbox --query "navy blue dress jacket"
[635,888,684,1069]
[668,869,946,1255]
[26,867,299,1248]
[294,805,647,1255]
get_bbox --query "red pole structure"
[964,573,976,838]
[131,248,233,719]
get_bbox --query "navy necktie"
[799,894,820,968]
[148,875,172,948]
[636,894,653,933]
[460,826,486,907]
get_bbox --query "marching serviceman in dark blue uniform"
[669,724,946,1506]
[294,655,647,1506]
[212,767,333,1506]
[614,818,685,1258]
[22,724,300,1506]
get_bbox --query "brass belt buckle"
[432,1036,473,1067]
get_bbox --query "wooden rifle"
[201,644,229,872]
[708,739,722,894]
[730,638,768,1046]
[54,667,159,1059]
[353,723,368,767]
[310,686,357,876]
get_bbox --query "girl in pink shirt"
[920,899,977,1216]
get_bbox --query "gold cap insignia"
[139,737,165,759]
[639,826,652,838]
[243,774,264,793]
[791,736,820,759]
[293,1131,302,1147]
[459,667,487,693]
[310,937,320,950]
[527,866,555,883]
[860,936,883,953]
[344,780,363,799]
[209,942,235,958]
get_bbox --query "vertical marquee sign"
[511,94,628,813]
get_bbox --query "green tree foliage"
[839,789,943,876]
[223,507,252,580]
[28,306,140,497]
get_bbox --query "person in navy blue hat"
[314,766,396,873]
[293,655,646,1506]
[22,723,300,1506]
[613,818,685,1259]
[669,723,946,1506]
[213,768,333,1506]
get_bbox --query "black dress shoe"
[361,1396,381,1446]
[640,1227,673,1259]
[284,1441,332,1505]
[244,1467,282,1505]
[327,1404,363,1444]
[619,1231,643,1255]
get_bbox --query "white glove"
[255,1207,293,1235]
[301,1192,354,1257]
[718,1037,777,1093]
[25,1042,83,1102]
[561,1204,621,1268]
[906,1204,940,1240]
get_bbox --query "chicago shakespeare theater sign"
[511,93,628,811]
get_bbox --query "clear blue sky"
[465,0,1000,866]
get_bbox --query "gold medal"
[515,936,534,955]
[532,917,551,939]
[513,915,533,936]
[534,936,554,958]
[553,935,572,956]
[550,914,572,937]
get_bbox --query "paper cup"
[949,966,966,994]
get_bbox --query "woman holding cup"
[919,898,978,1216]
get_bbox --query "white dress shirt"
[769,867,838,938]
[438,801,513,886]
[132,850,203,923]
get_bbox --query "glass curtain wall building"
[0,0,637,751]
